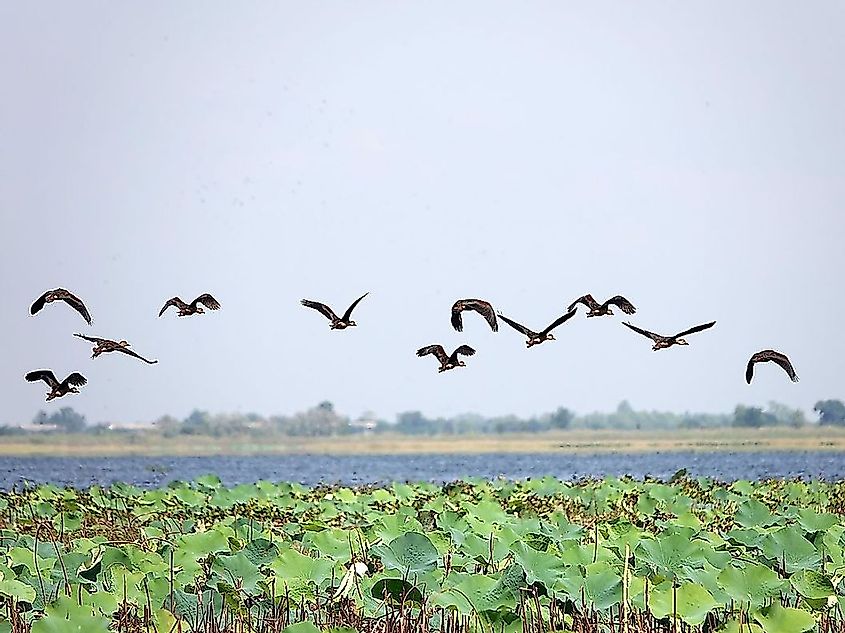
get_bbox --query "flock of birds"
[24,287,799,403]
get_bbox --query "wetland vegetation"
[1,476,843,632]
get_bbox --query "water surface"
[1,451,843,489]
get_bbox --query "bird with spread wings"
[30,288,92,325]
[158,293,221,317]
[301,293,368,330]
[568,294,636,318]
[416,344,476,372]
[498,308,578,348]
[746,350,798,384]
[74,334,158,364]
[25,370,87,401]
[622,320,716,351]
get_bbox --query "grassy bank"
[0,426,844,457]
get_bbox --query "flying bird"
[25,370,87,401]
[416,344,476,372]
[158,294,221,317]
[622,320,716,351]
[301,293,368,329]
[451,299,498,332]
[746,350,798,384]
[567,294,636,318]
[74,334,158,364]
[30,288,92,325]
[497,308,578,348]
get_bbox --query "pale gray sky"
[1,3,843,426]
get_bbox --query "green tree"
[815,400,845,426]
[33,407,86,432]
[732,405,776,428]
[549,407,574,429]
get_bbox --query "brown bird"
[301,293,368,329]
[568,294,636,318]
[451,299,498,332]
[498,308,578,348]
[416,344,476,372]
[622,320,716,351]
[158,293,221,317]
[74,334,158,364]
[746,350,798,384]
[25,370,87,401]
[30,288,92,325]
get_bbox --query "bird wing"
[192,293,221,311]
[54,289,93,324]
[30,291,49,316]
[622,321,663,342]
[673,321,716,339]
[301,299,339,321]
[497,313,535,337]
[568,294,600,312]
[73,333,111,345]
[449,345,475,362]
[341,292,369,322]
[114,346,159,365]
[62,373,87,388]
[602,295,637,315]
[541,308,578,335]
[416,345,449,364]
[452,299,497,332]
[745,358,756,384]
[747,350,798,383]
[25,370,59,388]
[159,297,188,317]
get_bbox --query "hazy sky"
[1,3,843,427]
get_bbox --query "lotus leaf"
[375,532,439,574]
[752,603,815,633]
[790,569,834,600]
[717,563,785,608]
[647,581,719,625]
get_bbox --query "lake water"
[1,451,844,489]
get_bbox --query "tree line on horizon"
[3,398,845,437]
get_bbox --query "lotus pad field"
[1,477,845,632]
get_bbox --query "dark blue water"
[0,451,843,489]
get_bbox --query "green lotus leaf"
[110,565,146,604]
[510,541,564,590]
[375,532,439,574]
[269,548,333,600]
[242,538,280,567]
[302,528,355,563]
[717,619,764,633]
[371,576,424,603]
[282,622,321,633]
[211,551,262,595]
[790,569,834,600]
[797,508,838,533]
[32,601,111,633]
[0,578,36,602]
[759,526,820,573]
[752,603,815,633]
[647,581,719,625]
[717,563,785,608]
[584,561,621,610]
[735,499,775,528]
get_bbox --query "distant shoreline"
[0,427,843,457]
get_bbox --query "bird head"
[458,360,466,367]
[196,307,205,314]
[119,340,130,347]
[349,320,357,327]
[606,308,614,316]
[546,334,556,341]
[676,338,689,346]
